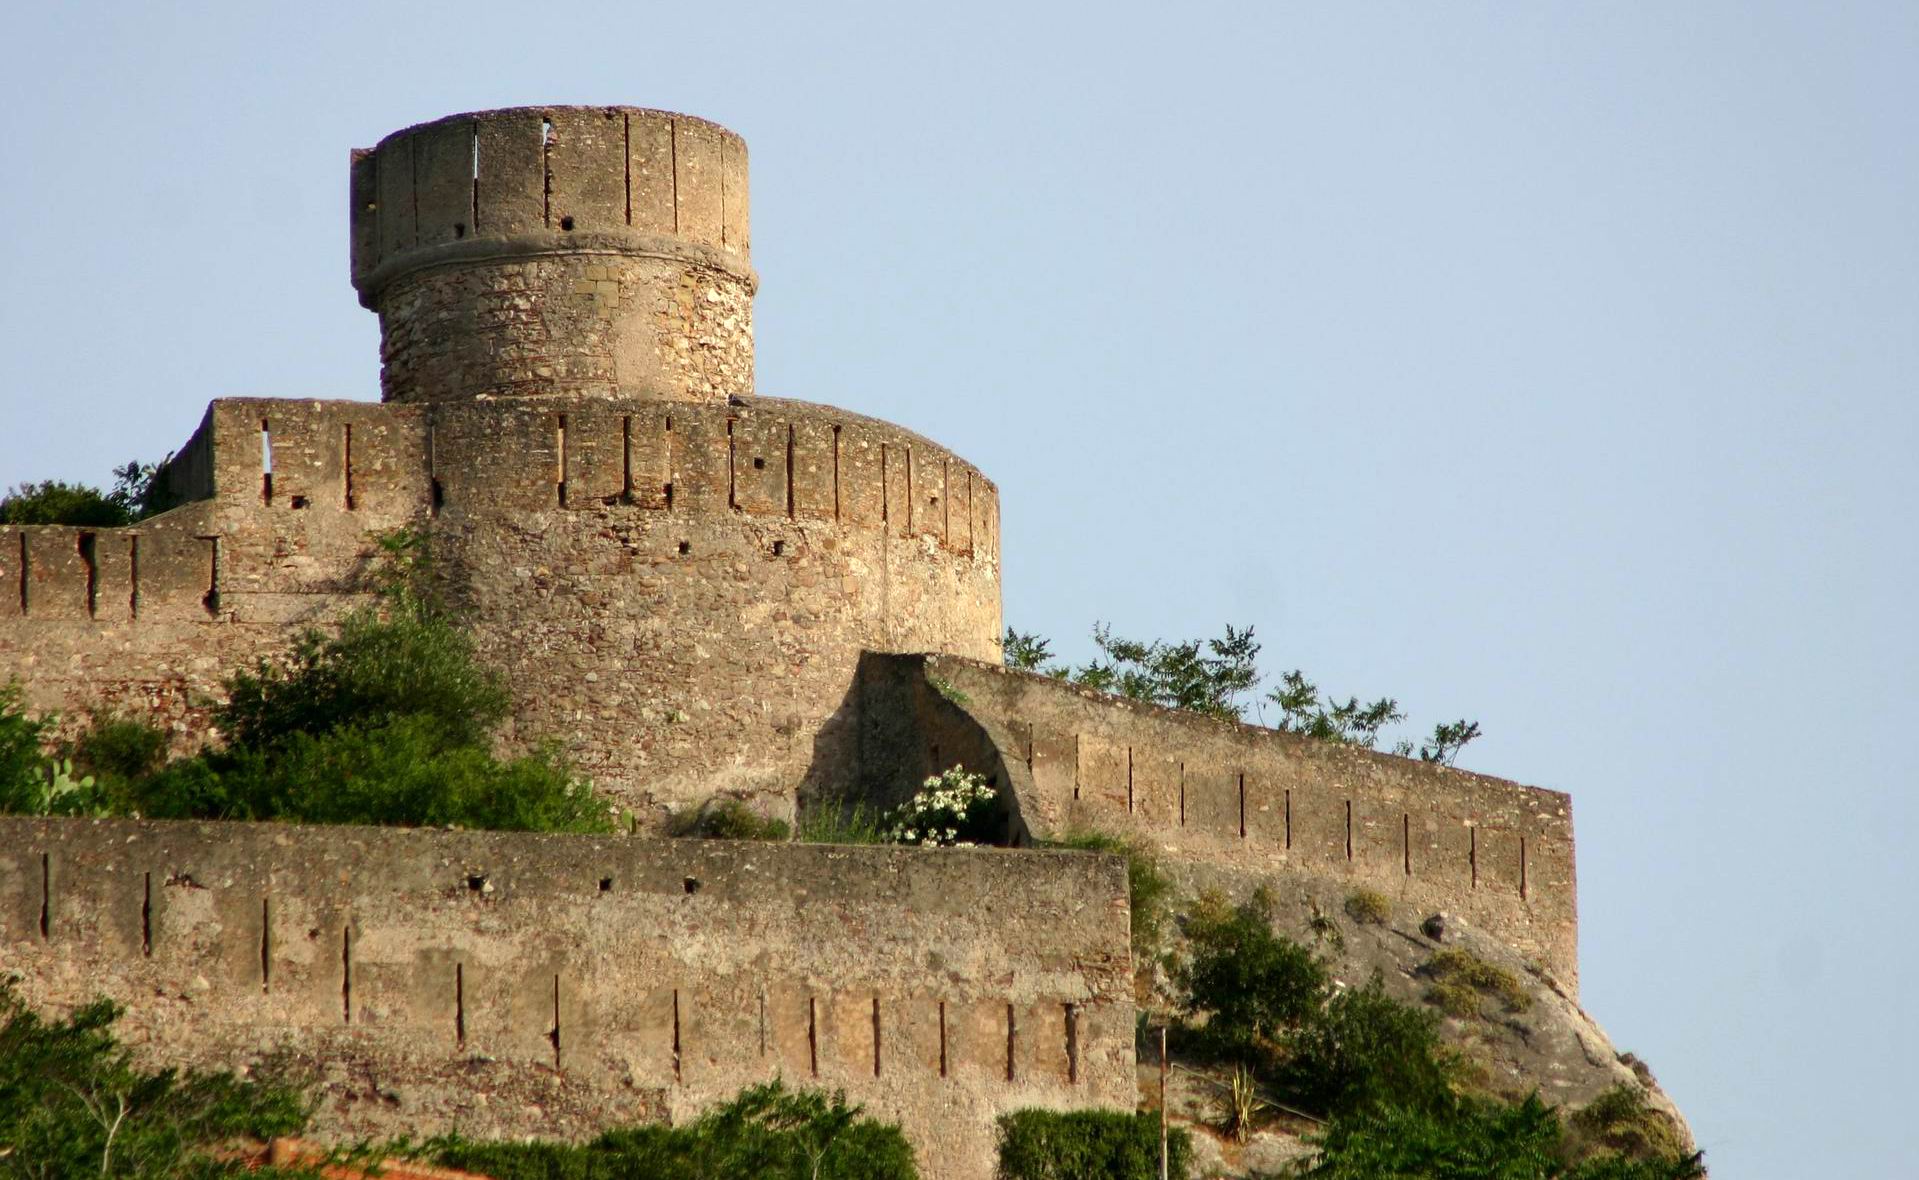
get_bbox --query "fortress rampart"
[855,655,1578,993]
[0,818,1131,1180]
[0,393,1001,814]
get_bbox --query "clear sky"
[3,3,1913,1174]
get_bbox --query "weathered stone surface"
[0,818,1134,1180]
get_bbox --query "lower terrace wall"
[0,819,1133,1180]
[855,655,1580,995]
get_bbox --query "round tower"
[350,107,754,404]
[345,106,1004,822]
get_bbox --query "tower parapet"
[351,107,754,405]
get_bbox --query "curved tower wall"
[351,107,754,405]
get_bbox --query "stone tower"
[350,107,754,405]
[345,106,1003,819]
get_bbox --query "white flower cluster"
[884,766,997,848]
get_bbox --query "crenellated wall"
[856,655,1580,994]
[0,818,1134,1180]
[352,107,756,405]
[0,393,1002,816]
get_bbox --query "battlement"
[857,654,1580,993]
[0,818,1133,1180]
[352,108,756,405]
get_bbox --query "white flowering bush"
[884,766,1000,847]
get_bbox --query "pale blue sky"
[3,4,1914,1175]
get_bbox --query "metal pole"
[1159,1025,1169,1180]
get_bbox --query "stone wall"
[855,655,1580,994]
[0,818,1134,1179]
[0,393,1003,817]
[352,107,756,405]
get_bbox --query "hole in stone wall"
[599,877,613,892]
[808,997,819,1077]
[455,963,466,1046]
[78,533,97,619]
[453,223,466,238]
[938,1000,949,1078]
[752,456,765,470]
[141,871,152,956]
[260,420,273,505]
[678,541,691,555]
[672,989,683,1082]
[467,874,487,892]
[289,496,309,510]
[683,876,701,894]
[771,540,785,556]
[560,215,575,231]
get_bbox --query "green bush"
[1422,948,1533,1020]
[220,606,508,754]
[0,683,52,809]
[995,1109,1189,1180]
[427,1081,917,1180]
[673,796,792,841]
[1298,1093,1704,1180]
[1049,830,1172,957]
[1178,889,1328,1060]
[0,462,171,527]
[1344,888,1391,925]
[124,717,608,833]
[1568,1084,1690,1163]
[1276,973,1454,1119]
[0,983,310,1178]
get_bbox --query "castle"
[0,107,1577,1177]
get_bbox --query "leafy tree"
[0,984,309,1178]
[1276,973,1455,1119]
[1002,629,1057,673]
[0,461,171,527]
[1178,890,1328,1060]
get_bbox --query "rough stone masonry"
[0,104,1582,1175]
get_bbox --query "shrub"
[1422,948,1533,1019]
[673,796,792,841]
[0,462,170,527]
[67,712,170,792]
[1298,1093,1705,1180]
[427,1081,917,1180]
[0,684,52,808]
[220,606,508,754]
[1344,888,1391,925]
[995,1109,1189,1180]
[1179,889,1328,1060]
[1050,830,1172,957]
[127,718,609,833]
[883,766,1002,847]
[1568,1084,1690,1162]
[0,983,310,1177]
[1277,973,1454,1118]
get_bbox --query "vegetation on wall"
[994,1109,1190,1180]
[0,982,310,1179]
[1003,624,1481,765]
[0,529,612,834]
[423,1082,918,1180]
[0,461,173,527]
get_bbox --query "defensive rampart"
[0,818,1133,1179]
[0,393,1001,816]
[855,655,1579,993]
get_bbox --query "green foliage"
[0,462,171,527]
[1344,889,1391,926]
[0,685,55,812]
[68,714,170,789]
[0,983,309,1179]
[1422,949,1533,1020]
[672,796,792,841]
[426,1081,917,1180]
[795,798,888,845]
[1567,1085,1689,1163]
[1003,623,1481,757]
[1049,830,1172,958]
[1269,670,1481,766]
[1277,973,1455,1119]
[1179,889,1328,1059]
[1298,1093,1704,1180]
[127,718,608,832]
[220,607,508,755]
[883,766,1003,847]
[994,1109,1189,1180]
